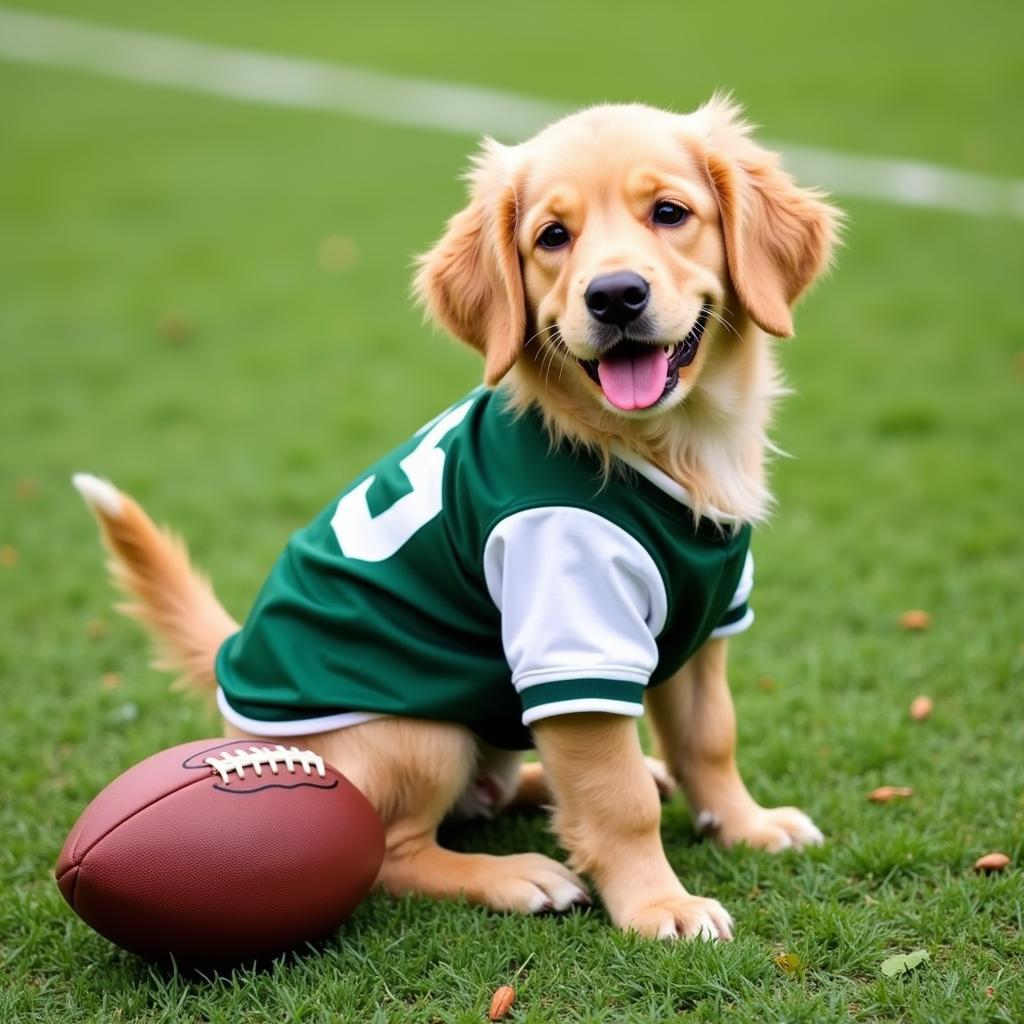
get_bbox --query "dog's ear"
[699,96,842,337]
[414,140,526,385]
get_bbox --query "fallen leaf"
[0,545,18,568]
[101,672,122,691]
[758,675,776,692]
[880,950,929,977]
[158,309,196,345]
[974,852,1010,873]
[869,786,913,803]
[909,695,933,721]
[986,985,995,998]
[899,609,932,631]
[488,985,515,1021]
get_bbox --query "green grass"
[2,2,1023,1021]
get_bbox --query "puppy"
[75,97,840,940]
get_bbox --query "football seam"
[67,770,215,868]
[179,739,296,771]
[67,762,342,867]
[63,742,238,866]
[55,863,79,908]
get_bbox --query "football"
[55,738,385,964]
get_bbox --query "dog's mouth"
[576,306,710,412]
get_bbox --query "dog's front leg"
[532,713,732,940]
[645,637,824,852]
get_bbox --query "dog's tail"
[72,473,238,694]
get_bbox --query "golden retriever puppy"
[74,96,840,940]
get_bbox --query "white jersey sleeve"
[710,550,754,638]
[482,507,668,727]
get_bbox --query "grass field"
[2,2,1023,1021]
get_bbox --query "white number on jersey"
[330,398,474,562]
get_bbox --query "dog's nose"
[584,272,650,326]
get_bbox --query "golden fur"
[76,97,839,940]
[416,96,840,523]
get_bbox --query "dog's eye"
[537,223,570,249]
[653,201,689,226]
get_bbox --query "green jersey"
[217,387,753,750]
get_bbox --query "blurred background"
[3,0,1023,741]
[0,0,1020,732]
[2,1,1022,1016]
[2,0,1022,718]
[2,0,1020,599]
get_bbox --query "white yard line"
[2,5,1023,221]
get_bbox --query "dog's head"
[416,98,839,416]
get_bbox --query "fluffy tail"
[72,473,238,694]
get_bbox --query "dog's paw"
[644,756,677,801]
[698,805,824,852]
[485,853,591,915]
[621,894,733,941]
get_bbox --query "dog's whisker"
[539,348,552,389]
[704,306,740,340]
[526,327,563,390]
[548,328,576,391]
[554,354,569,388]
[533,327,555,360]
[524,323,558,350]
[544,340,561,393]
[536,325,569,393]
[523,325,564,395]
[707,309,736,335]
[556,342,574,384]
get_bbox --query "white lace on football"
[204,745,326,784]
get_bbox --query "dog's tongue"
[597,348,669,410]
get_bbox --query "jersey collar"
[610,444,740,526]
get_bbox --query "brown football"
[55,738,385,964]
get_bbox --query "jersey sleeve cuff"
[513,665,651,690]
[710,603,754,638]
[520,678,646,726]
